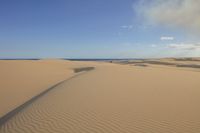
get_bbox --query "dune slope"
[1,64,200,132]
[0,60,99,118]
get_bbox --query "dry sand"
[1,60,200,132]
[0,60,100,117]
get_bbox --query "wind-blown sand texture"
[0,60,100,118]
[1,59,200,132]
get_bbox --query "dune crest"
[1,60,200,132]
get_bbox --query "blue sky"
[0,0,200,58]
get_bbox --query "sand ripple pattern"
[1,66,200,133]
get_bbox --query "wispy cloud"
[168,43,200,50]
[160,36,174,41]
[121,25,133,30]
[151,44,157,48]
[134,0,200,34]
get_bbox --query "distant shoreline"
[0,58,142,61]
[0,57,200,62]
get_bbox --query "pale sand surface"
[1,61,200,132]
[0,60,100,117]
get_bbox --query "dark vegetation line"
[73,67,95,73]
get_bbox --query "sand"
[1,60,200,132]
[0,60,100,118]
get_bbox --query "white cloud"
[160,36,174,41]
[168,43,200,50]
[121,25,133,30]
[151,44,157,47]
[134,0,200,33]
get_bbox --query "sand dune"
[114,57,200,72]
[1,61,200,132]
[0,60,100,118]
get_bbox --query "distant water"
[0,58,142,61]
[64,58,142,61]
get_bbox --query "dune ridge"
[0,67,94,127]
[1,62,200,133]
[0,60,100,118]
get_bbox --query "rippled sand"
[0,60,100,117]
[1,62,200,133]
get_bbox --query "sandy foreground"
[1,59,200,132]
[0,60,101,117]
